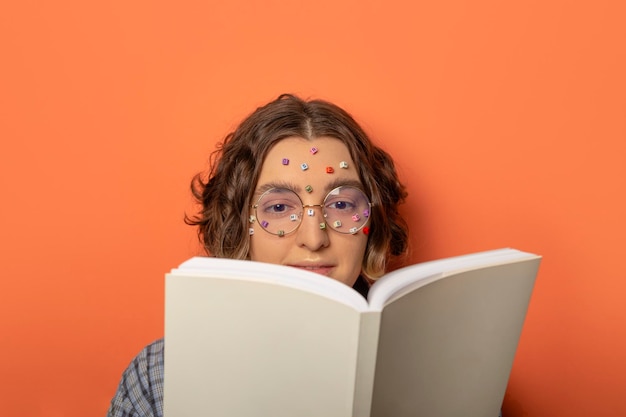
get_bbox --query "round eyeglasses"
[251,186,372,236]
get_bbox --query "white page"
[165,270,366,417]
[173,256,369,311]
[368,248,539,310]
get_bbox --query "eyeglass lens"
[254,186,371,235]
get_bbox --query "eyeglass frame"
[250,185,372,236]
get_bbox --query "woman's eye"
[262,201,297,214]
[269,204,287,213]
[327,200,354,210]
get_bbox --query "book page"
[164,272,366,417]
[368,248,538,310]
[370,257,540,417]
[175,256,369,311]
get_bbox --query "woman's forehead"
[263,136,355,168]
[256,137,360,190]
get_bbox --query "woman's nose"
[294,206,330,251]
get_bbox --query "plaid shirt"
[107,339,165,417]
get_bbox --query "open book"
[163,248,541,417]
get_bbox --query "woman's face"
[248,136,369,287]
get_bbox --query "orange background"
[1,1,624,416]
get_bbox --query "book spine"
[352,311,381,417]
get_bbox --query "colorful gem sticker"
[310,147,318,155]
[307,208,315,216]
[333,220,342,228]
[277,230,285,237]
[349,227,358,234]
[261,220,269,228]
[319,222,326,230]
[300,163,309,171]
[282,158,289,165]
[289,214,298,221]
[339,161,348,169]
[363,209,370,218]
[305,185,313,193]
[249,228,254,235]
[363,226,370,235]
[325,166,334,174]
[352,214,361,222]
[249,215,256,223]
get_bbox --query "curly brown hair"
[185,94,408,279]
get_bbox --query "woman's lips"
[290,265,334,276]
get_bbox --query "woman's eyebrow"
[254,181,301,196]
[323,178,364,193]
[253,178,365,199]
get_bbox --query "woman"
[106,94,409,417]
